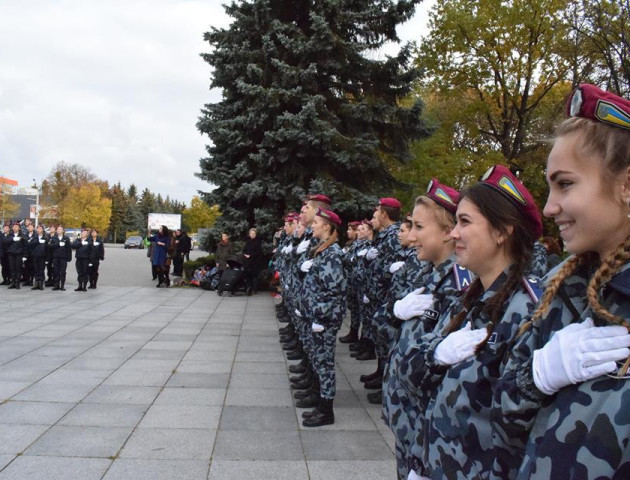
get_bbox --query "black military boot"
[31,281,40,290]
[60,280,66,291]
[355,341,376,361]
[75,282,83,292]
[350,338,369,355]
[290,373,313,390]
[286,349,305,361]
[289,358,308,374]
[8,279,16,289]
[38,280,45,290]
[339,327,359,344]
[15,279,21,289]
[45,278,53,287]
[360,358,384,383]
[52,281,60,291]
[302,398,334,427]
[295,390,319,408]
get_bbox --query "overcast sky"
[0,0,435,204]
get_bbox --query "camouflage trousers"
[347,289,361,330]
[312,323,341,399]
[359,298,377,342]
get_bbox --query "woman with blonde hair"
[493,85,630,480]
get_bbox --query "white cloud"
[0,0,435,204]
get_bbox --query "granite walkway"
[0,287,395,479]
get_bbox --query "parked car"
[124,236,144,249]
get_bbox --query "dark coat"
[32,234,48,258]
[49,235,72,261]
[243,237,264,274]
[73,237,92,259]
[215,241,233,270]
[149,234,170,266]
[89,237,105,263]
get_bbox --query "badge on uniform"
[521,277,543,303]
[453,264,472,291]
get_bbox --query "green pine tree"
[197,0,432,248]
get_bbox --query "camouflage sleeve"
[490,319,548,480]
[308,247,346,324]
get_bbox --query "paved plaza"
[0,281,396,479]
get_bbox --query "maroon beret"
[284,211,299,222]
[315,207,342,226]
[480,165,543,238]
[378,197,402,209]
[304,194,332,205]
[426,179,459,214]
[568,84,630,130]
[348,220,362,227]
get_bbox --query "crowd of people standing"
[0,219,105,291]
[271,84,630,480]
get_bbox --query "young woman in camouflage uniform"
[492,85,630,480]
[383,179,465,480]
[298,207,347,427]
[339,221,363,344]
[401,166,543,480]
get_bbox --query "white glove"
[434,322,488,366]
[22,257,27,262]
[88,263,93,267]
[393,288,434,321]
[296,239,310,254]
[285,245,294,254]
[294,309,302,318]
[366,247,379,260]
[357,249,368,257]
[300,260,313,272]
[407,470,432,480]
[389,261,405,274]
[533,318,630,395]
[362,295,370,304]
[312,322,324,333]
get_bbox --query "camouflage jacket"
[492,259,630,480]
[365,223,402,303]
[392,257,471,399]
[528,241,549,278]
[383,255,466,425]
[301,242,347,326]
[343,239,364,292]
[353,239,373,297]
[416,270,540,480]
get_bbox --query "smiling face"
[544,132,630,259]
[450,197,507,277]
[408,203,452,263]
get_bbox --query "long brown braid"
[312,224,339,258]
[587,237,630,374]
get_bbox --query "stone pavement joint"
[0,287,395,479]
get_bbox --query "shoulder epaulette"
[453,264,472,291]
[522,276,543,303]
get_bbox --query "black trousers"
[1,254,9,281]
[8,253,22,281]
[53,258,68,283]
[75,258,89,283]
[23,256,34,282]
[173,253,184,276]
[88,261,100,282]
[33,256,46,282]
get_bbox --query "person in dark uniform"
[5,222,26,289]
[31,224,48,290]
[243,227,263,295]
[23,222,36,286]
[45,225,55,286]
[72,229,91,291]
[88,228,105,289]
[1,224,11,285]
[49,225,72,291]
[172,229,186,276]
